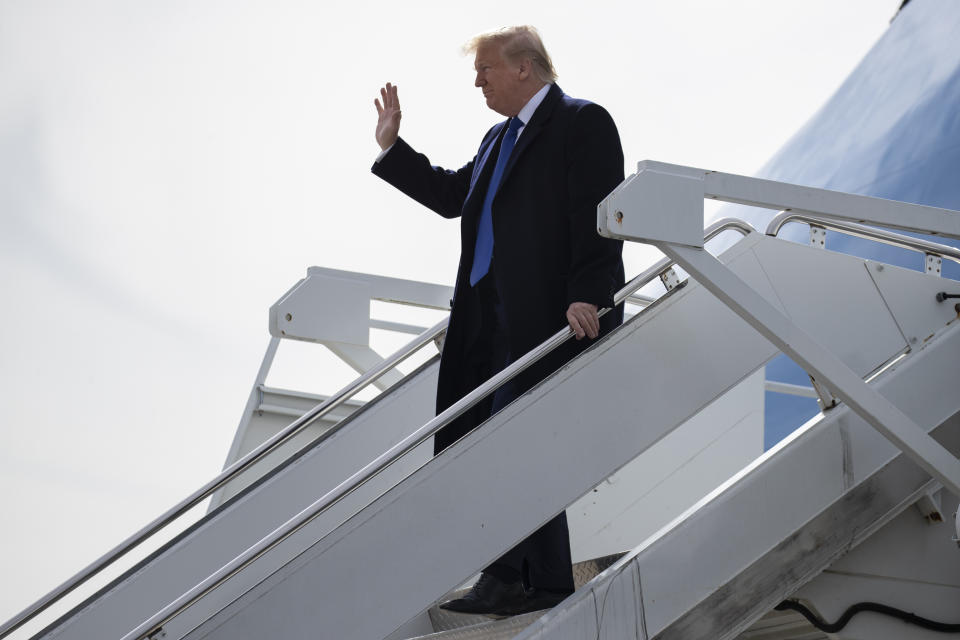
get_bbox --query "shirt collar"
[515,83,551,138]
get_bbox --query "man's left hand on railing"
[567,302,599,340]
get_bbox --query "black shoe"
[438,572,526,615]
[494,587,573,617]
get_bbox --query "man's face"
[474,42,525,117]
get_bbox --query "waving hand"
[374,82,402,151]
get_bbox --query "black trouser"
[474,276,575,593]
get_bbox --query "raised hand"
[374,82,402,151]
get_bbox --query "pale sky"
[0,0,895,630]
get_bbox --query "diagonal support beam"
[657,241,960,498]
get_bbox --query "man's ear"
[517,58,531,80]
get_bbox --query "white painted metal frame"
[519,323,960,640]
[216,269,454,503]
[111,220,757,640]
[599,160,960,497]
[766,211,960,273]
[127,230,783,640]
[600,160,960,243]
[5,221,765,640]
[0,317,447,640]
[269,267,453,394]
[144,228,954,640]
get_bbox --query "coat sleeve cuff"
[567,278,616,310]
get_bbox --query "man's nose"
[474,73,483,87]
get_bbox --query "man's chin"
[485,99,512,117]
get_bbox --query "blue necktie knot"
[470,117,524,286]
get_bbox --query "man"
[372,26,625,617]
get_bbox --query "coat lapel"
[461,84,564,216]
[464,121,507,213]
[500,83,563,184]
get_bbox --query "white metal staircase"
[4,164,959,640]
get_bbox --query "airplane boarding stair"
[3,164,959,640]
[3,234,760,640]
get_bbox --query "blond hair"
[463,25,558,84]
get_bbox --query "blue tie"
[470,116,524,286]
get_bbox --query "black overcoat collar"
[463,83,564,215]
[502,82,563,180]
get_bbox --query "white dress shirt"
[514,82,550,140]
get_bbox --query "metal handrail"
[121,218,756,640]
[765,212,960,265]
[0,318,448,640]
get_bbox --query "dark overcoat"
[372,84,625,451]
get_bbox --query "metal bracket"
[433,330,446,354]
[914,484,944,523]
[809,225,826,249]
[808,375,837,411]
[660,267,681,291]
[926,253,942,276]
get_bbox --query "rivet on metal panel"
[925,253,942,276]
[809,225,826,249]
[285,313,293,321]
[615,211,624,225]
[659,267,681,291]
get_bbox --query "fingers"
[583,306,599,337]
[567,307,589,339]
[566,302,599,340]
[374,83,402,150]
[567,311,585,340]
[377,83,400,111]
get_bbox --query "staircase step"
[416,593,825,640]
[414,552,825,640]
[425,552,624,634]
[413,611,544,640]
